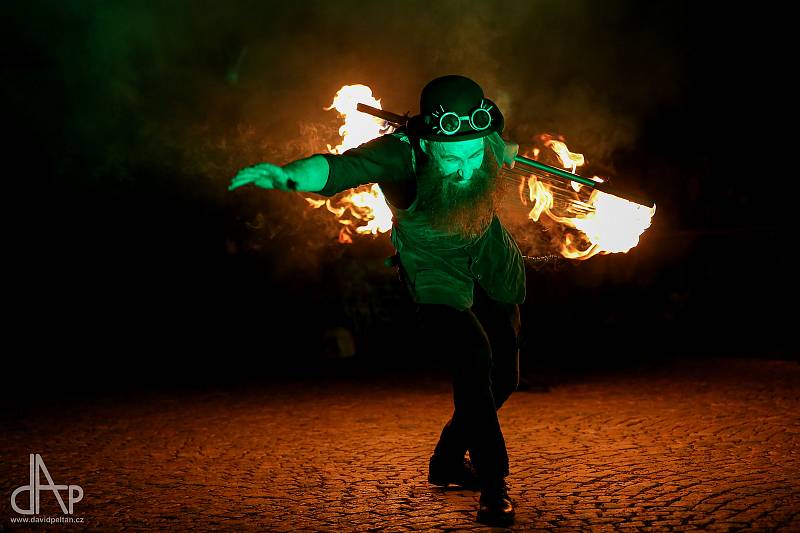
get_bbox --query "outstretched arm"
[229,133,414,197]
[228,155,329,192]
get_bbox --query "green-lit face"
[416,135,498,238]
[424,137,485,185]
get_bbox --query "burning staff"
[356,102,653,208]
[353,101,655,260]
[293,95,655,259]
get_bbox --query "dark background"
[3,1,795,400]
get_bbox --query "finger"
[228,179,251,190]
[229,175,258,190]
[231,172,260,185]
[235,168,273,183]
[231,174,255,184]
[233,170,260,181]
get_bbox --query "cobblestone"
[1,357,798,531]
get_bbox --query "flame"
[305,184,392,244]
[305,84,393,243]
[524,138,655,259]
[307,86,654,258]
[567,190,655,256]
[545,138,585,173]
[324,84,390,155]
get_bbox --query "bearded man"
[230,75,525,527]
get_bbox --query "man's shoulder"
[387,131,416,173]
[348,131,410,155]
[389,131,412,145]
[347,131,415,175]
[359,131,413,152]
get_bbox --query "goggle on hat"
[407,75,505,142]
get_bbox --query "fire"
[568,191,655,256]
[545,138,584,173]
[306,85,654,259]
[324,84,391,154]
[304,84,394,243]
[524,136,655,259]
[305,184,393,244]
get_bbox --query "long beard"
[415,142,502,239]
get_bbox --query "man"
[229,75,525,527]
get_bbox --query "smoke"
[10,0,691,276]
[6,0,794,373]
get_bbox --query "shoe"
[476,480,515,527]
[428,455,481,490]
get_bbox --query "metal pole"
[355,102,655,208]
[513,155,598,187]
[513,156,654,208]
[355,103,408,127]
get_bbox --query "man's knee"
[492,347,520,405]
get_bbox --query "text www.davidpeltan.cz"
[10,515,86,524]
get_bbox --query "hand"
[228,163,294,191]
[503,141,519,169]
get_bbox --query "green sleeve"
[317,134,415,197]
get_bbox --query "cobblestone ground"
[1,357,798,532]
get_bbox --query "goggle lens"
[439,112,462,134]
[470,108,491,130]
[434,101,493,136]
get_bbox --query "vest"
[387,131,526,310]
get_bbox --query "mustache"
[414,144,502,238]
[419,143,499,188]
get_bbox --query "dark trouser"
[417,283,521,487]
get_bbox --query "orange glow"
[544,138,585,173]
[305,84,393,242]
[304,184,393,244]
[324,84,389,154]
[522,138,655,259]
[307,86,655,258]
[566,190,655,257]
